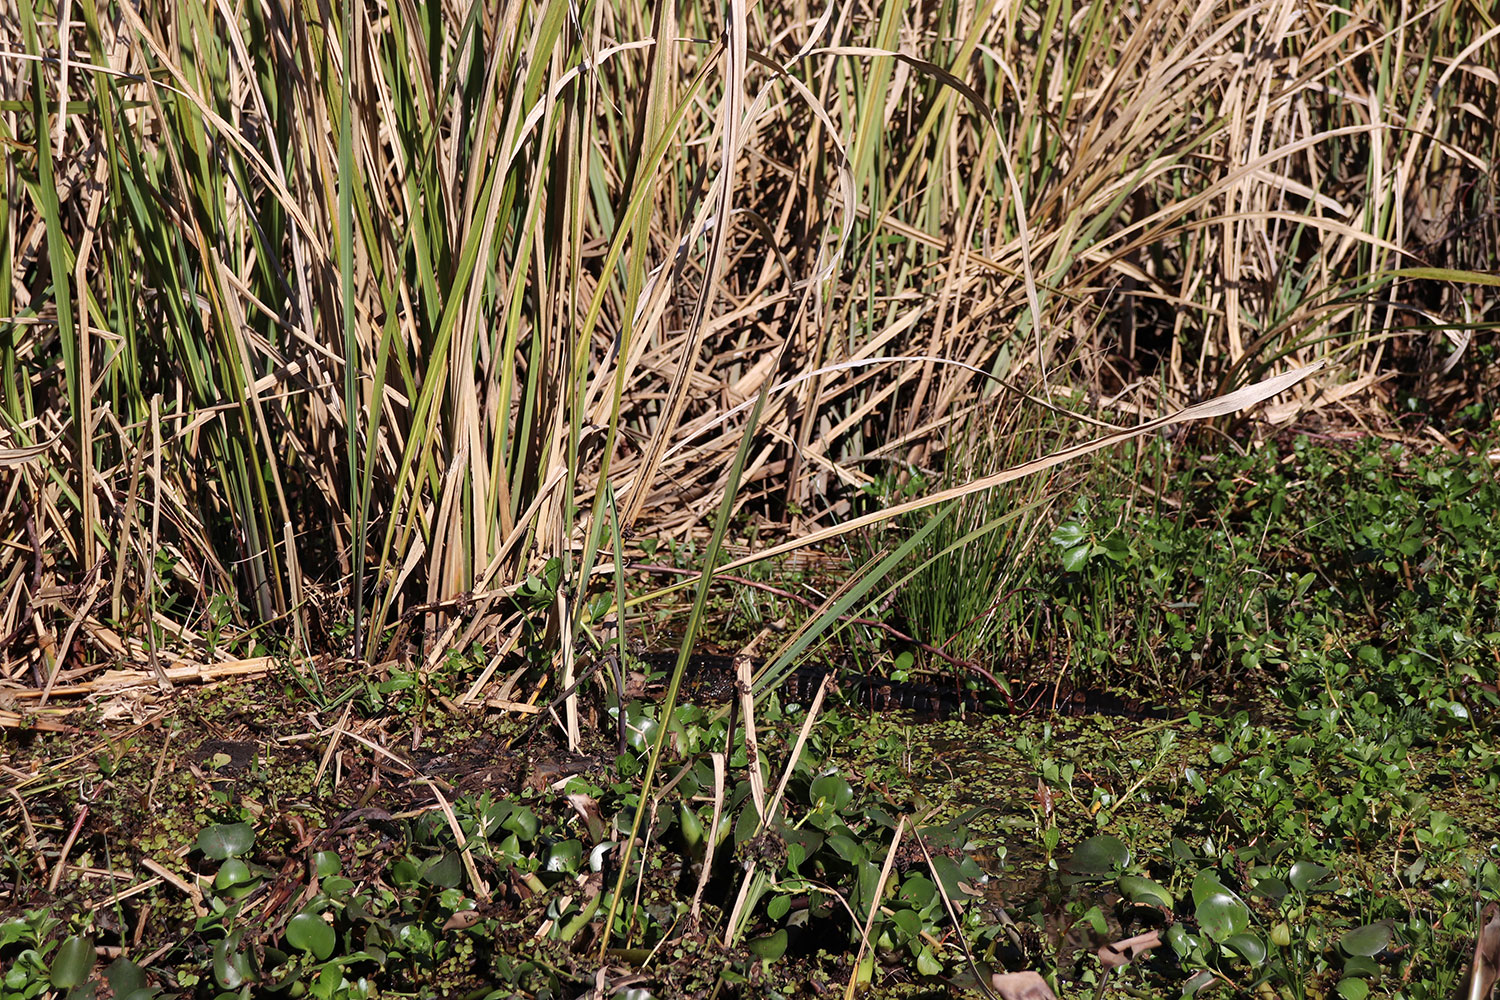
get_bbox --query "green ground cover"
[5,429,1499,998]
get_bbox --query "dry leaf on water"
[991,970,1057,1000]
[1098,929,1163,970]
[1459,903,1500,1000]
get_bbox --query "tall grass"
[1,0,1495,690]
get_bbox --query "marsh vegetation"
[2,0,1498,996]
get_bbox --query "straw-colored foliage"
[1,0,1494,683]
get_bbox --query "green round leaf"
[1064,835,1130,875]
[1336,978,1369,1000]
[1050,523,1088,548]
[915,945,943,976]
[1289,860,1336,893]
[1339,922,1392,958]
[285,913,335,961]
[422,852,462,888]
[899,875,937,909]
[391,859,420,887]
[1060,543,1092,572]
[214,858,254,890]
[890,908,923,943]
[1190,869,1228,906]
[198,823,255,861]
[104,957,145,999]
[1251,876,1288,902]
[746,929,788,961]
[1183,970,1216,996]
[1193,880,1249,943]
[1118,875,1173,908]
[1225,932,1267,966]
[625,715,658,753]
[50,935,94,989]
[503,806,540,842]
[810,774,855,813]
[545,840,583,874]
[1165,923,1197,958]
[212,938,249,989]
[312,851,341,878]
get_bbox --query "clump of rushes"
[4,0,1494,686]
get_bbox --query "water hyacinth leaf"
[503,806,540,841]
[285,913,335,960]
[1064,835,1130,876]
[1339,921,1393,957]
[1190,869,1227,906]
[105,957,145,998]
[214,858,254,889]
[1336,978,1369,1000]
[212,937,249,989]
[810,774,855,812]
[1118,875,1174,908]
[422,852,463,888]
[1289,860,1337,892]
[545,840,583,874]
[313,851,342,877]
[746,929,788,961]
[1165,923,1196,957]
[855,860,882,910]
[679,802,704,852]
[734,804,761,847]
[891,907,923,942]
[916,946,943,976]
[928,854,977,900]
[1183,970,1216,996]
[1251,876,1288,902]
[1196,892,1250,942]
[625,714,658,753]
[50,935,95,988]
[827,833,866,864]
[1225,932,1268,966]
[1192,873,1249,943]
[899,874,937,908]
[391,859,420,887]
[198,823,255,860]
